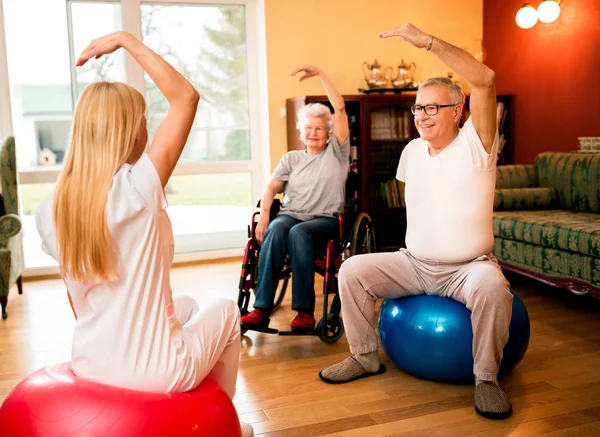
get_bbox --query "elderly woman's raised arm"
[291,65,349,145]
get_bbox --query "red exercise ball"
[0,362,242,437]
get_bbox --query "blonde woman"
[35,32,253,437]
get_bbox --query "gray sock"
[354,351,380,373]
[476,376,499,386]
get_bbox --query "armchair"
[0,136,24,319]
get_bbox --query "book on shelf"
[495,101,508,161]
[372,142,406,172]
[496,101,504,131]
[464,99,509,162]
[463,100,507,130]
[377,179,406,209]
[498,133,507,155]
[496,101,509,134]
[371,108,412,140]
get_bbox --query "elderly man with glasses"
[319,23,514,420]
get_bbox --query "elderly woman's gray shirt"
[270,135,350,221]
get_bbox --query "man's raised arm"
[380,24,497,153]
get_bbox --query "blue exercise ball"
[377,290,530,384]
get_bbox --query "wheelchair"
[236,176,376,344]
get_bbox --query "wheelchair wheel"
[316,313,345,344]
[350,212,376,256]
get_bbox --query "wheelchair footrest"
[240,322,278,334]
[278,329,318,336]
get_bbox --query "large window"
[0,0,268,273]
[3,0,73,171]
[142,4,251,163]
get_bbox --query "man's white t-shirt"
[396,117,499,262]
[36,153,198,393]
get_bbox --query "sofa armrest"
[494,187,557,211]
[496,165,538,189]
[0,214,22,248]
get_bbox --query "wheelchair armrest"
[269,198,282,221]
[255,198,282,221]
[250,199,282,239]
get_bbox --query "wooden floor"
[2,259,600,436]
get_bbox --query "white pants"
[174,296,241,399]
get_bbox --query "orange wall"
[484,0,600,164]
[264,0,484,170]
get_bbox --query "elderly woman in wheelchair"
[239,64,351,334]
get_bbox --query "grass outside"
[20,173,253,216]
[166,173,252,206]
[20,183,55,216]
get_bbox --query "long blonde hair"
[54,82,146,283]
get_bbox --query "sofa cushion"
[496,164,537,189]
[493,210,600,257]
[494,187,556,211]
[536,152,600,213]
[493,239,600,289]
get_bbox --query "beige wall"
[264,0,483,170]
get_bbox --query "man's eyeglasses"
[410,104,458,116]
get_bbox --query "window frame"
[0,0,270,275]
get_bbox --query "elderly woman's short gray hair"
[296,103,334,143]
[418,77,465,104]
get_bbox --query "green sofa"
[493,152,600,301]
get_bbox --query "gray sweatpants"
[338,248,512,381]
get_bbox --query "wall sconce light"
[515,2,538,29]
[537,0,561,23]
[515,0,562,29]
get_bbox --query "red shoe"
[241,308,270,327]
[290,312,316,332]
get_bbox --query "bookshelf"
[361,95,416,251]
[286,93,513,252]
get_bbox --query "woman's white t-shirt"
[36,153,197,393]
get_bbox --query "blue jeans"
[254,214,339,314]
